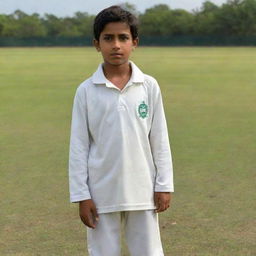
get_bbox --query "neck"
[103,61,131,79]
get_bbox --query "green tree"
[139,5,172,36]
[239,0,256,35]
[201,1,219,13]
[193,1,220,35]
[169,9,194,35]
[18,13,47,37]
[0,15,8,36]
[73,12,95,37]
[214,0,256,35]
[58,17,81,37]
[1,10,46,37]
[1,12,20,37]
[43,14,63,37]
[140,4,194,36]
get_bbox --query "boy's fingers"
[156,205,165,213]
[79,200,99,229]
[80,213,96,229]
[155,201,170,213]
[155,199,164,213]
[86,214,96,229]
[91,206,99,222]
[154,193,171,213]
[80,215,91,228]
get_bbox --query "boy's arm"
[69,86,99,228]
[69,86,91,203]
[149,81,174,194]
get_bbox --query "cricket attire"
[69,61,174,256]
[87,210,164,256]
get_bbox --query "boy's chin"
[104,59,129,66]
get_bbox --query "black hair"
[93,5,139,41]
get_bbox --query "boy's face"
[94,22,138,67]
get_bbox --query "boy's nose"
[112,39,121,49]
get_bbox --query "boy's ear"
[132,37,139,50]
[93,39,100,52]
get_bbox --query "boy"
[69,5,174,256]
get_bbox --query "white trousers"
[87,210,164,256]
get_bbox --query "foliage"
[0,0,256,37]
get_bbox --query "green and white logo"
[138,101,148,119]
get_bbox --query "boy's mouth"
[110,53,123,56]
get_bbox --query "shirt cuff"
[154,185,174,192]
[70,194,91,203]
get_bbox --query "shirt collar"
[92,61,144,87]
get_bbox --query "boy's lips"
[110,53,123,57]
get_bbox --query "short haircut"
[93,5,139,41]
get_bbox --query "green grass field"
[0,47,255,256]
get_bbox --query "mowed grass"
[0,47,255,256]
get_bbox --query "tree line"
[0,0,256,38]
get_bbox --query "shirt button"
[118,105,126,111]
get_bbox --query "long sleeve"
[69,86,91,202]
[149,82,174,192]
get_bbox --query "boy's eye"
[102,35,130,42]
[103,36,112,41]
[119,35,129,41]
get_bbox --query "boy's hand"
[79,199,99,229]
[154,192,172,213]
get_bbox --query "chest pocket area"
[88,88,118,129]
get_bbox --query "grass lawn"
[0,47,255,255]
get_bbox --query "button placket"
[118,94,126,111]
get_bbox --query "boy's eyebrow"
[102,33,130,36]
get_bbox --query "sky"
[0,0,228,17]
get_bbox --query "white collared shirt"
[69,61,174,214]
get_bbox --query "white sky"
[0,0,228,17]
